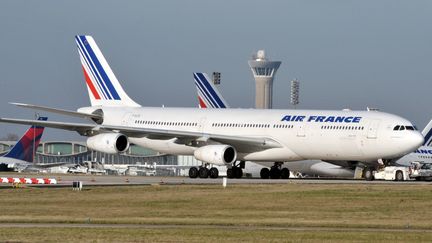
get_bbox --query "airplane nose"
[409,131,424,149]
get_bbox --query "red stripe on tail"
[198,96,207,108]
[82,66,101,100]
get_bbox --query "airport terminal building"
[0,140,202,175]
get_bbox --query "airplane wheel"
[281,168,290,179]
[364,168,374,181]
[260,168,270,179]
[395,170,404,181]
[234,168,243,179]
[198,167,209,178]
[227,168,235,179]
[209,168,219,179]
[189,167,198,178]
[270,167,281,179]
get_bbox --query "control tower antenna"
[290,79,299,109]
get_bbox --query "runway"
[0,173,431,187]
[1,222,431,233]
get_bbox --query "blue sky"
[0,0,431,140]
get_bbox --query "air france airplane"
[194,73,354,179]
[194,72,432,179]
[0,117,47,171]
[0,35,423,181]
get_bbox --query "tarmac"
[1,173,431,187]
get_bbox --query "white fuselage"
[96,107,423,165]
[395,146,432,166]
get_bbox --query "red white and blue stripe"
[4,117,47,163]
[75,35,120,100]
[422,121,432,146]
[194,73,228,109]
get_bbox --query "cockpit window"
[393,125,416,131]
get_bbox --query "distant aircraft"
[0,117,47,171]
[195,73,229,109]
[0,35,423,181]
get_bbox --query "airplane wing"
[105,125,281,152]
[10,102,102,120]
[0,118,96,136]
[0,118,282,153]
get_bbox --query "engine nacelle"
[194,145,237,166]
[86,133,129,154]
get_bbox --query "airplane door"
[297,123,306,137]
[199,117,207,132]
[367,119,380,139]
[122,113,134,126]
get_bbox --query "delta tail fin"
[3,117,47,162]
[75,35,140,107]
[193,73,229,108]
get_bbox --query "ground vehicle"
[409,162,432,181]
[372,166,410,181]
[68,165,88,174]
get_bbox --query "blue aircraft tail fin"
[3,117,47,162]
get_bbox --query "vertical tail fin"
[422,119,432,146]
[75,35,140,107]
[193,73,229,108]
[4,117,47,162]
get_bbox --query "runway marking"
[0,223,430,233]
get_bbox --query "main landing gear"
[260,162,290,179]
[227,161,245,179]
[189,165,219,179]
[188,161,245,179]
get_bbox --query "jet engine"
[193,145,237,166]
[86,133,129,154]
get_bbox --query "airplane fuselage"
[97,107,423,164]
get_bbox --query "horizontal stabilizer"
[0,118,96,136]
[10,102,102,120]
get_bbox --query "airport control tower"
[248,50,281,109]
